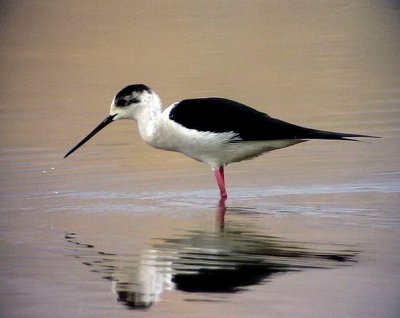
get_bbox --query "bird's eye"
[116,98,128,107]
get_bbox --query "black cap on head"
[115,84,151,99]
[114,84,151,107]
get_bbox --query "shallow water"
[1,1,400,317]
[65,210,358,309]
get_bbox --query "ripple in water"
[65,203,357,310]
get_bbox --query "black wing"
[169,98,373,141]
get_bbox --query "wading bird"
[65,84,375,200]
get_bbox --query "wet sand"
[1,1,400,317]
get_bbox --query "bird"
[64,84,376,200]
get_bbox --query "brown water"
[1,1,400,317]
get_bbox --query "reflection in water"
[66,201,357,310]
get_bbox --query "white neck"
[135,94,163,145]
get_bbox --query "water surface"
[0,1,399,317]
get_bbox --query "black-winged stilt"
[64,84,376,200]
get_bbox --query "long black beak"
[64,114,117,158]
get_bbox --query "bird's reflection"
[66,201,357,310]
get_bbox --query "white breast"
[145,105,306,170]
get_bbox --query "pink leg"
[216,198,227,230]
[214,166,227,200]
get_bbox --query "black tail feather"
[301,128,380,141]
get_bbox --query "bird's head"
[64,84,157,158]
[110,84,156,120]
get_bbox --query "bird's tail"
[301,128,379,141]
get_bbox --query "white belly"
[148,114,306,169]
